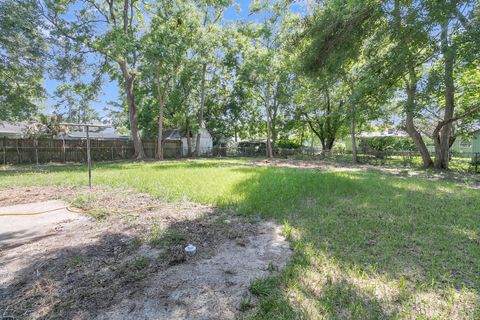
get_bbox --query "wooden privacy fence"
[0,138,182,164]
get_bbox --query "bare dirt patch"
[0,187,291,319]
[0,186,79,207]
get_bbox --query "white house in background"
[163,128,213,156]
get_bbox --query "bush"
[359,136,416,153]
[276,138,302,150]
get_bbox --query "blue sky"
[42,0,259,119]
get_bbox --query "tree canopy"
[0,0,478,169]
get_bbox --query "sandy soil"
[0,187,292,320]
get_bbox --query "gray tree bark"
[265,83,273,158]
[350,105,358,163]
[433,21,455,170]
[404,65,433,168]
[195,63,207,157]
[155,64,165,160]
[119,61,145,159]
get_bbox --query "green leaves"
[300,0,382,78]
[0,0,46,120]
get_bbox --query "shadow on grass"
[0,159,250,178]
[230,166,480,318]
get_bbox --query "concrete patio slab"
[0,200,84,251]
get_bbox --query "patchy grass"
[69,193,109,220]
[239,296,255,312]
[149,225,186,248]
[133,257,149,270]
[1,159,479,318]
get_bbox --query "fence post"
[62,138,66,163]
[2,137,5,165]
[34,138,39,166]
[16,139,20,164]
[476,153,479,173]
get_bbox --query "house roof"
[64,128,128,140]
[0,121,28,136]
[163,129,182,141]
[162,128,213,140]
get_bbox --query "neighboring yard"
[1,159,480,319]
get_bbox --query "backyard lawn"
[1,159,479,319]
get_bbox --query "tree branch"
[433,105,480,138]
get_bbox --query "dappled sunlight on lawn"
[283,248,479,319]
[228,165,480,318]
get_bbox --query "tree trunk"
[155,96,164,161]
[155,64,165,160]
[187,131,192,157]
[406,113,433,167]
[185,118,192,157]
[300,125,305,146]
[270,101,278,150]
[195,63,207,157]
[350,106,358,163]
[320,139,326,151]
[404,66,433,168]
[271,126,277,151]
[325,138,335,152]
[434,21,455,170]
[393,0,432,168]
[265,84,273,158]
[119,61,145,159]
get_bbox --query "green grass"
[1,159,479,319]
[149,225,186,248]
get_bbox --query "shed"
[162,128,213,156]
[182,128,213,156]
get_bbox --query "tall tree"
[0,0,46,120]
[295,77,348,152]
[299,0,479,169]
[53,83,100,124]
[192,0,230,157]
[240,1,296,158]
[42,0,148,158]
[142,0,200,159]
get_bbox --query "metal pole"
[86,125,92,188]
[59,123,109,188]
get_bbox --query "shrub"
[359,136,415,153]
[276,138,302,150]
